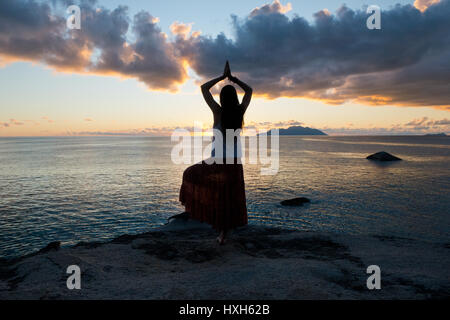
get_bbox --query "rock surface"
[367,151,402,161]
[280,197,311,206]
[1,222,449,300]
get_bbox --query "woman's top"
[211,108,242,159]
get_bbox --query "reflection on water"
[0,136,449,258]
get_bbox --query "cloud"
[245,120,303,129]
[320,126,411,135]
[71,130,142,136]
[405,117,429,126]
[428,118,450,125]
[250,0,292,17]
[414,0,441,12]
[403,117,450,129]
[0,0,90,69]
[314,116,450,135]
[321,124,449,135]
[1,0,450,109]
[65,120,306,136]
[0,0,186,91]
[66,117,450,136]
[93,10,186,90]
[170,22,192,39]
[69,126,181,136]
[177,0,450,109]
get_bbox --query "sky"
[0,0,449,136]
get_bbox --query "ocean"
[0,136,449,258]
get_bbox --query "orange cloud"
[170,22,193,39]
[250,0,292,17]
[414,0,441,12]
[2,0,450,110]
[0,1,187,92]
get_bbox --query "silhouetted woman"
[179,61,252,244]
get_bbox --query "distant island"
[424,133,447,136]
[260,126,327,136]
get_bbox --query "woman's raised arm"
[229,75,253,113]
[201,75,225,113]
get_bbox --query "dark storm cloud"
[0,0,449,107]
[0,0,185,89]
[0,0,87,68]
[177,0,450,108]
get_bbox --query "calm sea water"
[1,136,449,258]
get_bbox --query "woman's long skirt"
[179,160,248,231]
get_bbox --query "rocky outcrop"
[1,223,449,299]
[367,151,402,161]
[280,197,311,206]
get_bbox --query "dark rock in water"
[281,197,311,206]
[38,241,60,253]
[366,151,402,161]
[168,212,190,222]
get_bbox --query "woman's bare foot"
[216,231,227,245]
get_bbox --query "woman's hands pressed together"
[223,60,231,79]
[201,60,253,113]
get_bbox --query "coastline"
[1,219,449,300]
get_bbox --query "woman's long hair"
[220,85,244,131]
